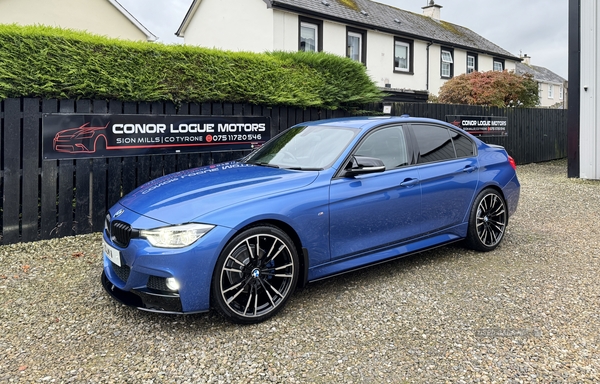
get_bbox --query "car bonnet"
[117,162,319,225]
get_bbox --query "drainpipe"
[426,41,433,91]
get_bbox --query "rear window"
[412,124,474,164]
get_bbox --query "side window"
[394,38,413,74]
[355,126,408,170]
[467,53,477,74]
[493,59,504,71]
[347,27,367,65]
[299,17,322,52]
[412,125,456,163]
[450,130,475,158]
[441,49,454,78]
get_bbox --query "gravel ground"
[1,159,599,383]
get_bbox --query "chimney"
[521,53,531,65]
[422,0,442,20]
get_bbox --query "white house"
[515,55,567,109]
[0,0,156,42]
[176,0,520,100]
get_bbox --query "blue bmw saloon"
[102,116,520,324]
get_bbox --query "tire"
[465,189,508,252]
[211,225,299,324]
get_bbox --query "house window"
[538,83,543,99]
[559,85,564,100]
[394,38,412,73]
[441,49,453,78]
[466,53,477,74]
[347,28,366,64]
[548,84,554,99]
[493,59,504,71]
[299,17,322,52]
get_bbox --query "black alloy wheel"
[212,225,299,324]
[465,189,508,252]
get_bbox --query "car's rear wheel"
[465,189,508,252]
[211,225,299,324]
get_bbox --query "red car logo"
[450,119,462,128]
[53,122,109,154]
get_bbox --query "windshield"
[245,125,358,170]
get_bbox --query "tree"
[437,71,539,107]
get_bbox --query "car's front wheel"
[465,189,508,252]
[211,225,299,324]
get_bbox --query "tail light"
[508,155,517,170]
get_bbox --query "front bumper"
[101,204,234,314]
[101,270,188,314]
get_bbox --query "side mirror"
[343,156,386,177]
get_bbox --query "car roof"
[297,115,452,131]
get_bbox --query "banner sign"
[42,114,271,160]
[446,115,508,137]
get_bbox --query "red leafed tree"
[437,71,539,108]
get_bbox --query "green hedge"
[0,25,383,109]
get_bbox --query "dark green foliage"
[0,25,383,109]
[268,51,384,109]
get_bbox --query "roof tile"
[515,62,565,84]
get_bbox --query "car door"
[329,125,422,260]
[409,124,479,234]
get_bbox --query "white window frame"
[394,40,410,72]
[300,22,318,52]
[548,84,554,99]
[538,82,543,99]
[347,31,363,63]
[441,50,453,78]
[493,60,503,71]
[467,55,476,74]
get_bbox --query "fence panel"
[122,102,139,196]
[2,99,21,244]
[0,98,568,245]
[22,98,41,242]
[91,100,108,233]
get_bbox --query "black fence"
[389,103,568,165]
[0,98,567,245]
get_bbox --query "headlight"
[139,223,214,248]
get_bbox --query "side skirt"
[308,231,465,282]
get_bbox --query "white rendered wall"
[428,45,444,95]
[479,55,496,72]
[184,0,273,52]
[453,50,467,77]
[504,60,516,72]
[273,10,297,51]
[322,21,346,57]
[0,0,147,41]
[580,0,600,179]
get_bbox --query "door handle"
[400,178,419,187]
[462,165,477,173]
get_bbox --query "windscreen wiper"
[249,161,279,168]
[282,166,322,171]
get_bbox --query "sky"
[118,0,569,79]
